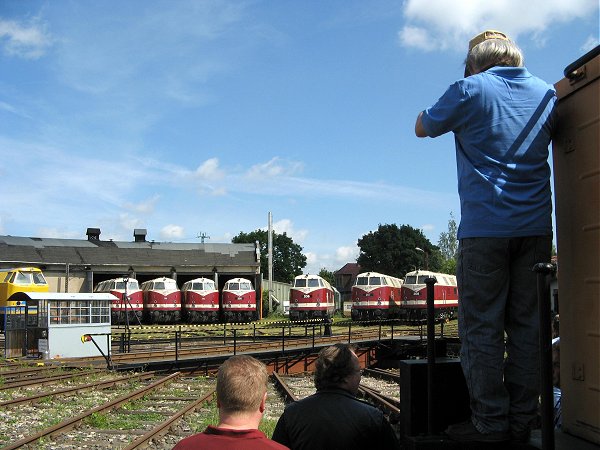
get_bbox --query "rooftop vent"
[86,228,101,241]
[134,228,147,242]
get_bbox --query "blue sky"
[1,1,598,274]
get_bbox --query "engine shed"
[0,228,262,297]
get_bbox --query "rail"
[271,371,298,403]
[3,372,181,449]
[122,387,216,449]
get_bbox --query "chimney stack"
[86,228,101,241]
[134,228,147,242]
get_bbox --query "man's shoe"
[445,420,509,443]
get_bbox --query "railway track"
[0,369,290,449]
[0,359,402,448]
[1,371,217,449]
[0,320,451,447]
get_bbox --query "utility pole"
[197,232,210,244]
[268,212,273,313]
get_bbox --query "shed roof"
[0,235,259,270]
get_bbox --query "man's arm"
[415,111,428,138]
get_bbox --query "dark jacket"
[272,388,399,450]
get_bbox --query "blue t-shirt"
[421,67,556,239]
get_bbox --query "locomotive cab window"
[295,279,307,288]
[14,272,33,285]
[369,277,381,285]
[32,272,47,285]
[355,277,369,286]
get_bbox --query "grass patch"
[85,410,166,430]
[259,418,278,438]
[190,402,219,433]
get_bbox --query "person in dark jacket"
[272,343,399,450]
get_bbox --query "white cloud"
[246,157,304,180]
[304,251,318,265]
[0,101,32,119]
[160,224,185,240]
[400,0,599,51]
[196,158,224,181]
[335,246,359,264]
[581,35,599,53]
[421,223,435,233]
[272,219,308,243]
[209,187,228,196]
[123,195,160,214]
[398,26,437,51]
[119,213,144,233]
[0,18,52,59]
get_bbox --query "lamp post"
[415,247,429,270]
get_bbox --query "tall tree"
[438,212,458,275]
[318,268,335,286]
[357,224,441,278]
[232,229,306,283]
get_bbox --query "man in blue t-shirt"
[415,30,556,444]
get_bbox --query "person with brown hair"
[272,343,399,450]
[173,355,288,450]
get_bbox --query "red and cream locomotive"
[140,277,182,324]
[350,272,404,320]
[181,277,219,323]
[399,270,458,321]
[94,277,143,324]
[221,277,257,323]
[289,274,335,320]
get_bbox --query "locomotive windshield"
[405,275,437,284]
[32,272,48,285]
[369,277,381,285]
[227,282,239,290]
[355,277,369,286]
[240,282,252,290]
[308,279,320,288]
[11,270,47,286]
[294,279,307,288]
[13,272,33,285]
[154,282,165,289]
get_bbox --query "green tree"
[357,224,441,278]
[438,212,458,275]
[318,268,335,285]
[232,229,306,283]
